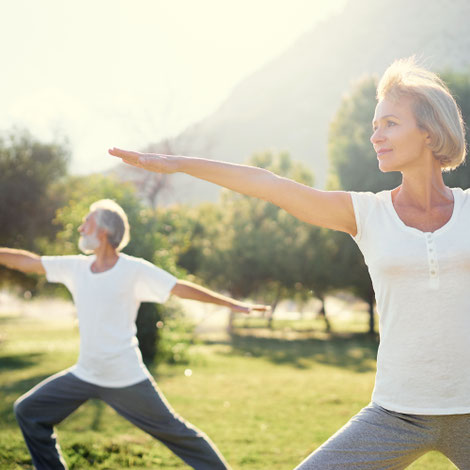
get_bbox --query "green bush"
[137,300,195,366]
[154,301,195,365]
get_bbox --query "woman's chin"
[377,161,397,173]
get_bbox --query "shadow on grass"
[224,330,378,372]
[0,371,56,426]
[0,351,44,371]
[0,314,23,324]
[89,399,105,431]
[0,352,52,424]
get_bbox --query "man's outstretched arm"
[0,248,45,275]
[171,280,270,314]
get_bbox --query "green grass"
[0,312,456,469]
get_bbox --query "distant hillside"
[117,0,470,205]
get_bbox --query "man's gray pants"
[14,370,230,470]
[295,403,470,469]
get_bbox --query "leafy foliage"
[327,78,391,333]
[328,77,401,192]
[0,129,69,290]
[169,152,341,328]
[441,71,470,188]
[327,70,470,333]
[40,173,187,363]
[44,173,184,277]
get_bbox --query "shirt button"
[431,270,436,275]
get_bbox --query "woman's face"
[370,95,430,173]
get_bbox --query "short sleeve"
[349,191,378,243]
[134,259,177,304]
[41,255,85,285]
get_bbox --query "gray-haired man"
[0,199,269,470]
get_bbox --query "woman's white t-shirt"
[41,253,177,387]
[351,187,470,415]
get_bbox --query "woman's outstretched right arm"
[108,148,357,235]
[0,248,45,275]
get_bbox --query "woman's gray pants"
[14,370,230,470]
[295,403,470,469]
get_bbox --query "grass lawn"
[0,311,457,469]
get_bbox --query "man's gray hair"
[89,199,130,251]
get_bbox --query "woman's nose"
[370,128,384,145]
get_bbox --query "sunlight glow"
[0,0,346,173]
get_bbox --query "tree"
[191,151,332,329]
[327,77,393,334]
[295,226,340,331]
[0,129,69,290]
[440,72,470,189]
[329,71,470,192]
[46,174,184,363]
[327,71,470,334]
[328,77,401,193]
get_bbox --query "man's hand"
[231,303,272,315]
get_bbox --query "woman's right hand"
[108,147,180,174]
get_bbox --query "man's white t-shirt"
[351,187,470,414]
[41,253,177,387]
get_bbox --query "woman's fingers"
[108,147,141,163]
[108,148,176,173]
[109,147,152,170]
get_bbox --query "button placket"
[425,233,439,288]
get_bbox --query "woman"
[109,57,470,469]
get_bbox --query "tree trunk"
[267,286,282,329]
[136,302,162,364]
[227,309,236,334]
[318,296,331,332]
[368,293,375,335]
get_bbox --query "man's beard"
[78,232,100,254]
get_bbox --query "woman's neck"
[394,158,451,210]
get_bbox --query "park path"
[0,290,231,333]
[0,290,75,319]
[0,290,364,337]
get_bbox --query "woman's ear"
[424,132,432,146]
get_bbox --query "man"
[0,199,269,470]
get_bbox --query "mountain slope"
[140,0,470,204]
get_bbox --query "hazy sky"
[1,0,346,173]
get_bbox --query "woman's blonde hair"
[377,57,466,170]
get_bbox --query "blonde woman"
[109,58,470,469]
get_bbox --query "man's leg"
[100,377,230,470]
[14,370,96,470]
[437,413,470,469]
[294,403,436,470]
